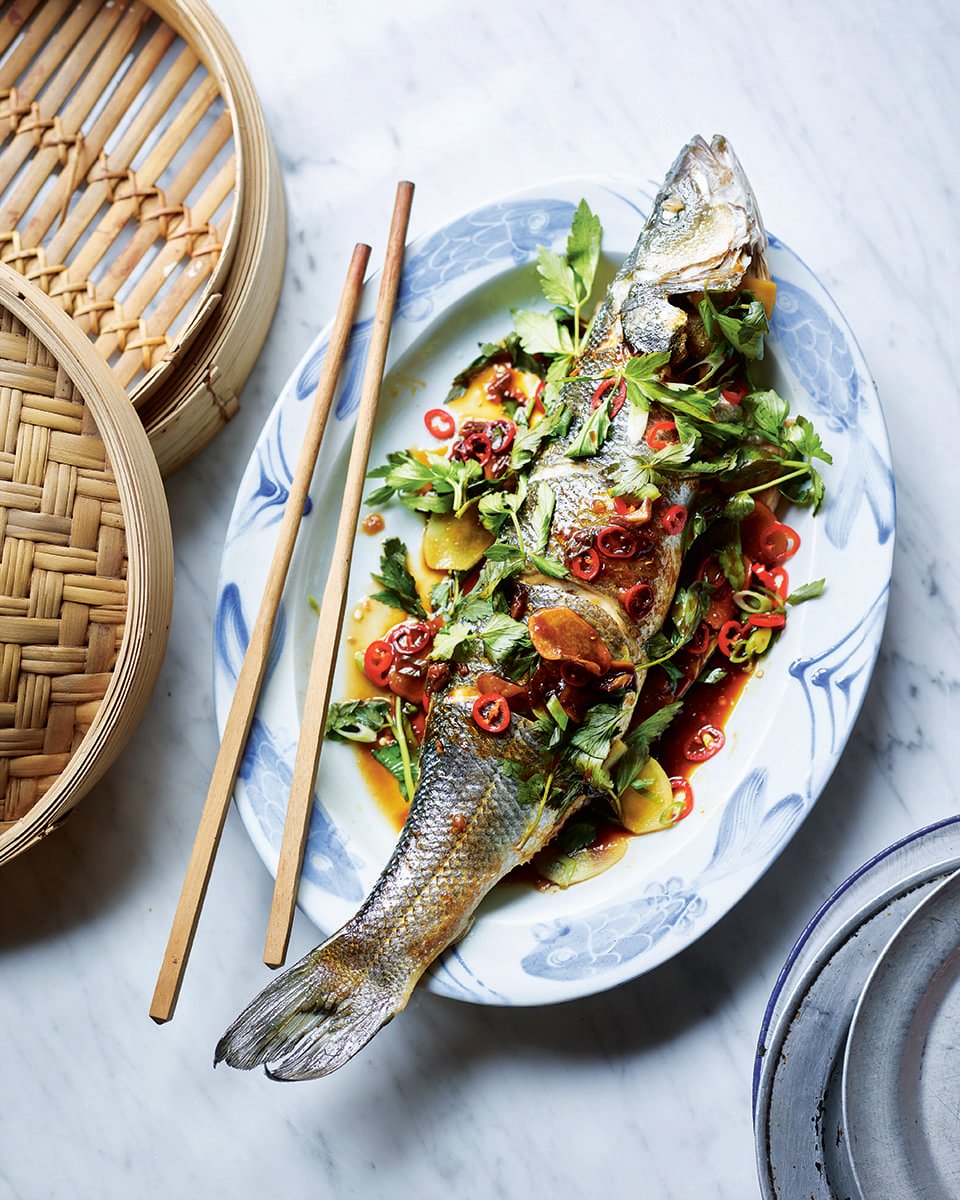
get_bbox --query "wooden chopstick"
[263,181,415,968]
[149,243,372,1023]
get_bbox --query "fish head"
[616,135,769,355]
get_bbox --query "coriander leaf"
[432,622,475,661]
[566,398,611,459]
[785,415,833,464]
[430,574,459,617]
[702,291,768,360]
[478,613,532,664]
[742,388,790,441]
[566,199,602,302]
[325,698,392,744]
[478,476,528,538]
[500,759,547,807]
[718,531,746,590]
[536,246,580,308]
[371,741,419,803]
[446,333,541,401]
[723,492,755,521]
[701,667,728,685]
[555,818,598,855]
[473,544,525,600]
[529,483,556,554]
[528,552,569,579]
[370,537,427,618]
[614,700,683,796]
[513,309,574,357]
[511,403,572,470]
[787,578,826,605]
[670,581,711,642]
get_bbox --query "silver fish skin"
[215,134,767,1082]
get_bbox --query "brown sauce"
[361,512,385,535]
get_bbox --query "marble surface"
[1,1,957,1197]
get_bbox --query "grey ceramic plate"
[755,817,960,1199]
[843,869,960,1200]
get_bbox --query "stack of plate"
[0,0,286,476]
[755,818,960,1199]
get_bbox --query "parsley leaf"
[370,538,426,618]
[512,309,574,358]
[529,483,556,554]
[325,698,392,744]
[511,403,572,470]
[566,198,602,301]
[613,700,683,795]
[566,397,611,459]
[787,578,826,605]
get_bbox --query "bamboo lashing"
[0,0,287,476]
[149,244,372,1023]
[263,181,414,970]
[0,262,173,864]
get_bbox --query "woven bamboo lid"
[0,0,286,476]
[0,262,172,865]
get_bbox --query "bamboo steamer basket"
[0,0,286,476]
[0,262,173,865]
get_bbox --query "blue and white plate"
[214,178,895,1006]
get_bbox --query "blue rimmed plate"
[214,178,895,1006]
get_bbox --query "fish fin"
[215,935,403,1081]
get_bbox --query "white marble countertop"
[2,2,957,1197]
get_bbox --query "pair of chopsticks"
[150,181,415,1023]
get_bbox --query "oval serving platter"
[215,177,895,1006]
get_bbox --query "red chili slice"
[660,504,687,536]
[387,621,433,657]
[668,777,695,822]
[721,380,749,404]
[452,430,493,466]
[645,420,677,451]
[613,496,636,516]
[759,522,801,565]
[687,622,710,656]
[683,724,726,762]
[363,640,394,687]
[560,662,594,688]
[751,561,790,599]
[718,619,744,658]
[596,524,639,559]
[623,582,654,622]
[591,377,628,417]
[424,408,455,439]
[570,547,601,582]
[472,692,511,734]
[486,418,516,454]
[746,611,787,629]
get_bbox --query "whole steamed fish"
[217,135,769,1080]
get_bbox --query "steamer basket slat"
[0,259,172,866]
[0,0,286,475]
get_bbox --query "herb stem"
[392,696,415,802]
[742,466,810,495]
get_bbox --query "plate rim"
[841,867,960,1199]
[215,173,896,1007]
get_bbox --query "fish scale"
[216,134,768,1081]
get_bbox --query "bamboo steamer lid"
[0,262,173,865]
[0,0,286,476]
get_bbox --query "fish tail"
[214,932,405,1081]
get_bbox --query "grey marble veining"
[1,1,958,1197]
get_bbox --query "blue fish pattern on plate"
[215,180,894,1005]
